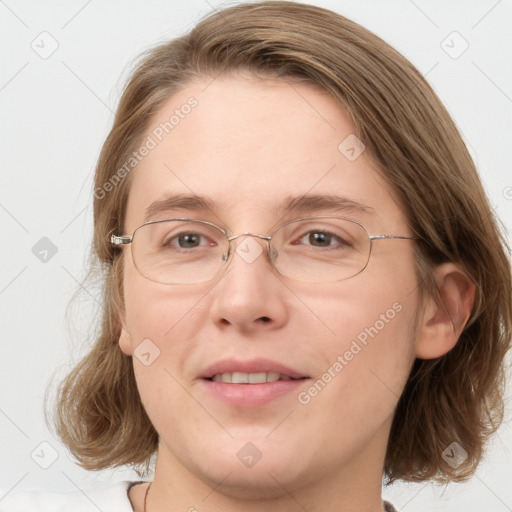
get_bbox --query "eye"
[163,231,215,249]
[297,229,352,249]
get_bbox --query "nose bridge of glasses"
[224,232,274,267]
[227,232,272,244]
[227,232,272,254]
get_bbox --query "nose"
[208,233,289,333]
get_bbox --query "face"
[119,73,421,498]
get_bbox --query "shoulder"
[0,480,136,512]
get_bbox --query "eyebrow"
[143,193,374,223]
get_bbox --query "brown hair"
[48,0,511,483]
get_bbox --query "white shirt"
[0,481,135,512]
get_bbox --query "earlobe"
[415,263,475,360]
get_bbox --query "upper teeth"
[211,372,293,383]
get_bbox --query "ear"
[118,311,133,356]
[415,262,475,359]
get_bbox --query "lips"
[198,358,310,407]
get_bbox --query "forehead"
[124,74,406,233]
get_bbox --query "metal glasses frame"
[110,216,419,284]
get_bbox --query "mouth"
[199,359,310,406]
[207,372,307,383]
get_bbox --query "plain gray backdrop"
[1,0,511,510]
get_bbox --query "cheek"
[291,309,414,474]
[297,270,418,430]
[121,261,208,404]
[122,256,205,344]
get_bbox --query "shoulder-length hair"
[49,0,511,484]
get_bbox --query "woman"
[2,1,510,511]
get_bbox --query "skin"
[119,72,475,512]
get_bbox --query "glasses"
[110,217,418,285]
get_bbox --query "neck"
[141,420,391,512]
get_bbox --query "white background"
[1,0,511,510]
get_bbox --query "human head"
[52,0,511,486]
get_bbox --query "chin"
[176,435,322,500]
[193,455,310,501]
